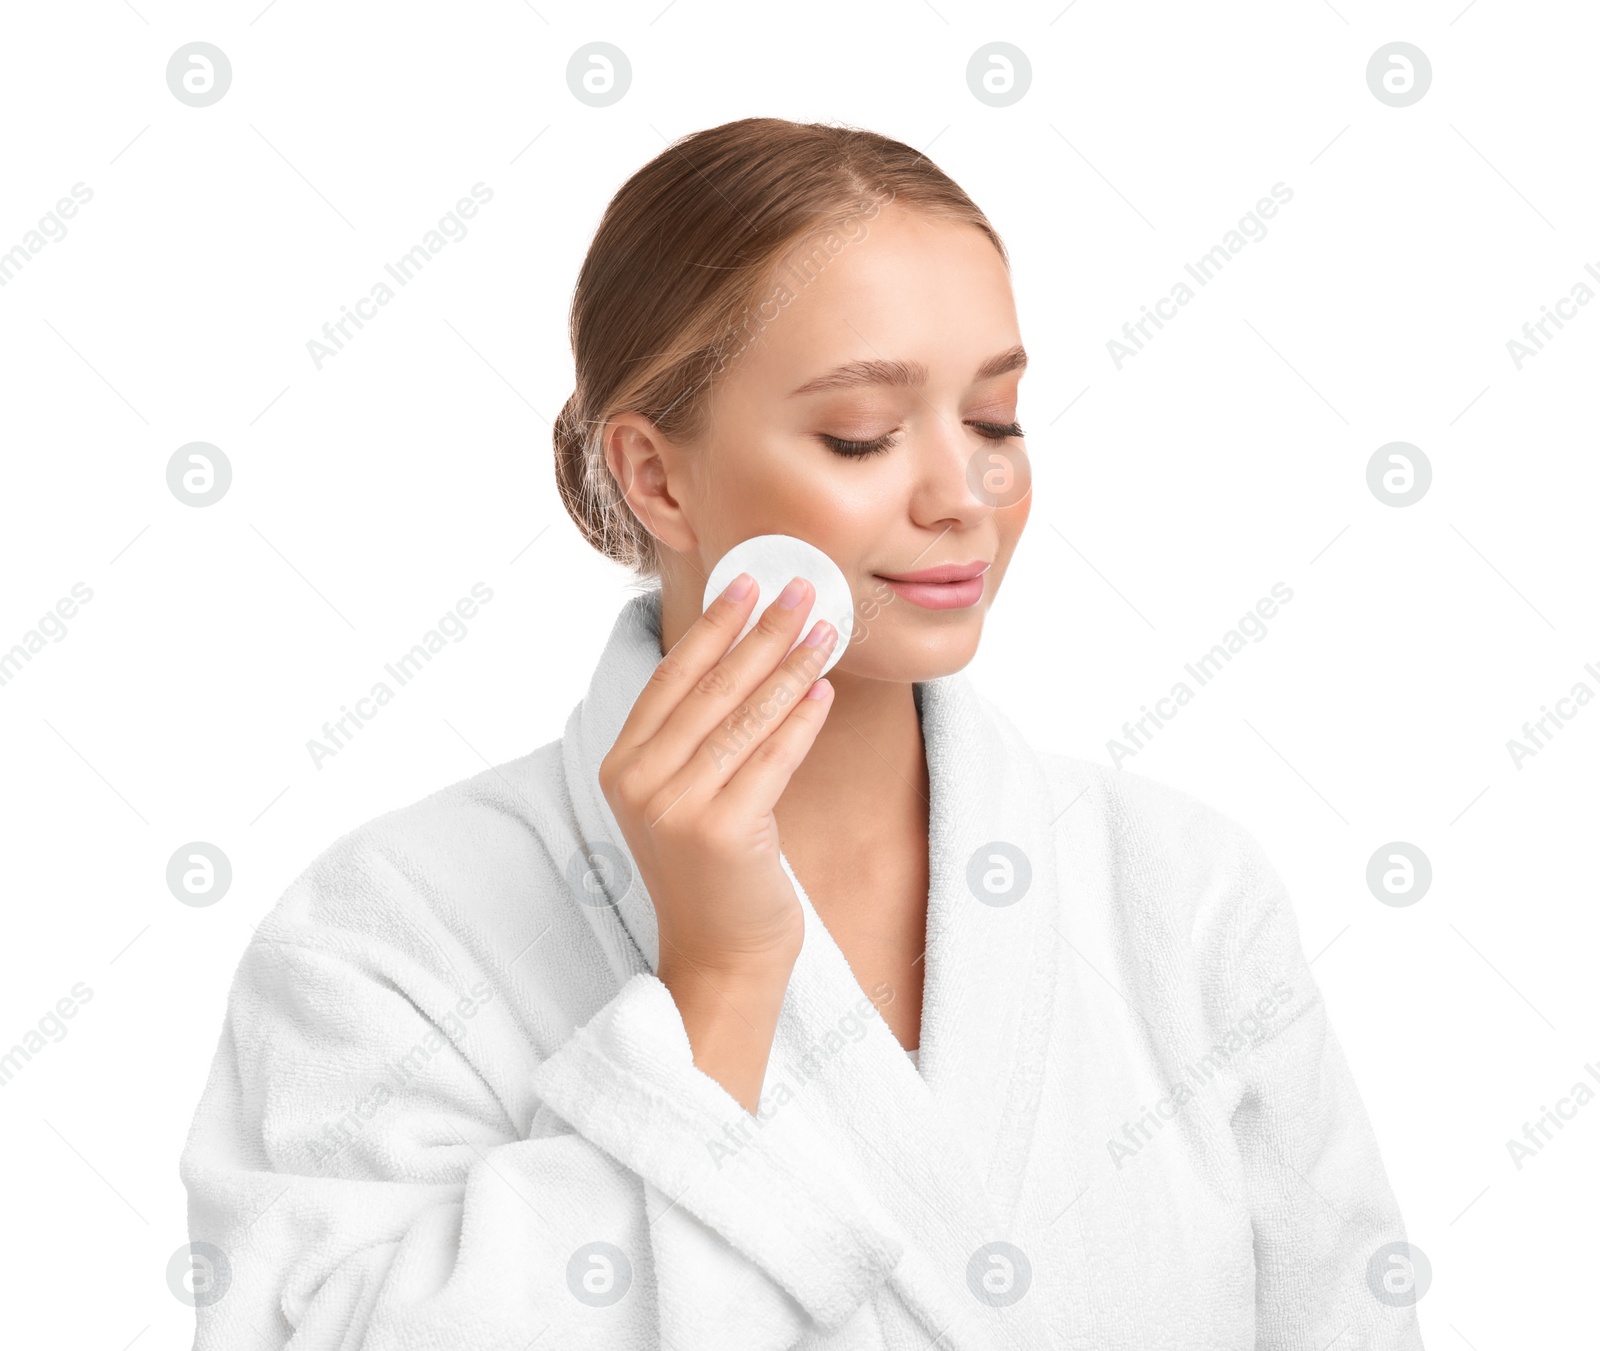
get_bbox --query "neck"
[775,665,928,837]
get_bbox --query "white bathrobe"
[179,588,1426,1350]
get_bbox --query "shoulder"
[1035,747,1298,966]
[960,680,1273,893]
[1048,750,1263,865]
[968,683,1263,868]
[259,737,575,955]
[977,688,1287,942]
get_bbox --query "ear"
[602,412,698,557]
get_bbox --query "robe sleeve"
[178,883,905,1350]
[1192,823,1428,1351]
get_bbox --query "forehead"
[725,206,1018,395]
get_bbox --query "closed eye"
[820,420,1025,459]
[971,420,1025,440]
[820,431,899,458]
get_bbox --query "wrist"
[655,955,795,1115]
[656,935,800,993]
[657,951,794,1012]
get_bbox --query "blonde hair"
[553,116,1007,578]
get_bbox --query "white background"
[1,0,1595,1345]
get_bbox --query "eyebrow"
[787,344,1027,397]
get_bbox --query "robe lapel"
[558,590,673,980]
[753,670,1063,1348]
[559,590,1063,1348]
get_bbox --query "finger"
[634,614,835,819]
[612,572,759,752]
[695,617,836,788]
[647,577,820,770]
[716,675,834,817]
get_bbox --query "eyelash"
[820,420,1026,459]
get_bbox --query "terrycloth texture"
[179,587,1426,1350]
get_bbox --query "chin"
[835,616,983,684]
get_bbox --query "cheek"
[770,445,899,537]
[790,484,892,569]
[698,440,895,561]
[996,473,1031,555]
[1008,483,1032,535]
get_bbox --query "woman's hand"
[597,572,838,1110]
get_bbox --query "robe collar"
[559,587,1074,1346]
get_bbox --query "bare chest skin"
[780,828,929,1053]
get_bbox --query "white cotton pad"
[702,533,854,679]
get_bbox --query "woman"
[180,118,1425,1349]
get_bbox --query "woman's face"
[622,204,1030,684]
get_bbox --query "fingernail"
[724,572,754,602]
[776,577,808,609]
[802,620,835,648]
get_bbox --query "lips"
[872,560,990,610]
[875,562,990,584]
